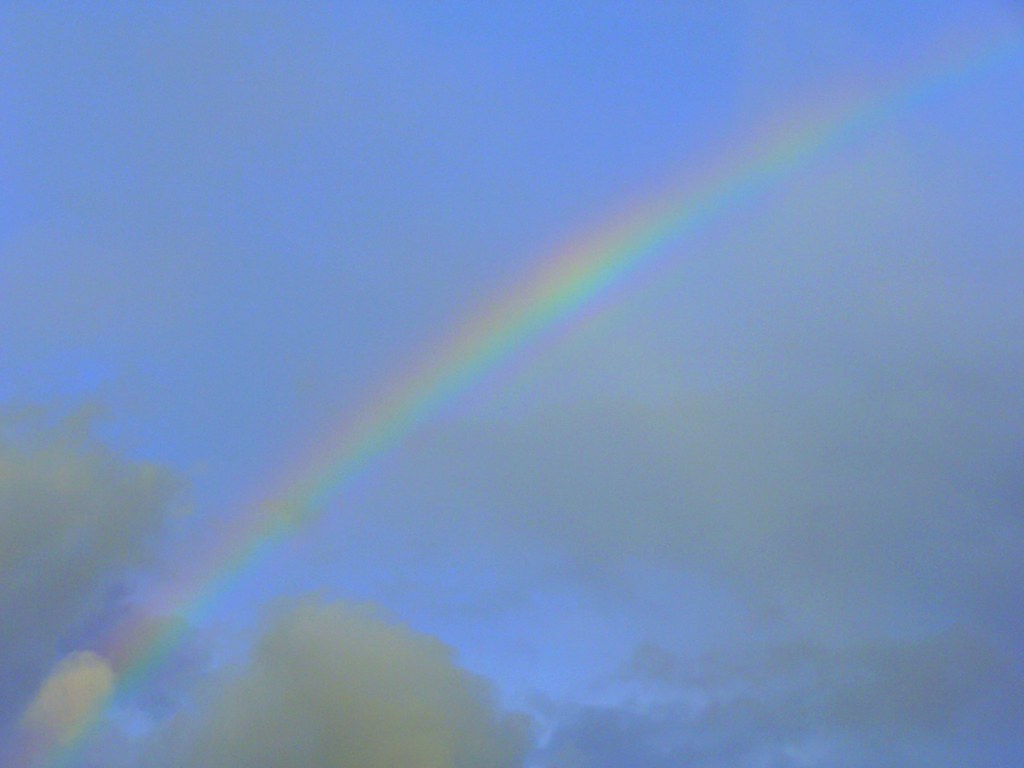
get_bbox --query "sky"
[2,2,1023,767]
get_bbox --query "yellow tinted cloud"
[152,599,530,768]
[21,651,114,745]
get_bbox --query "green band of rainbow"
[19,27,1022,768]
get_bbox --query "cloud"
[19,651,113,747]
[383,377,1023,640]
[542,632,1024,767]
[640,633,1024,736]
[149,598,531,768]
[0,405,177,731]
[357,127,1024,642]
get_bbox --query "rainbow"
[17,26,1022,768]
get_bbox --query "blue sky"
[3,3,1024,767]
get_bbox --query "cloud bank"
[366,131,1024,641]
